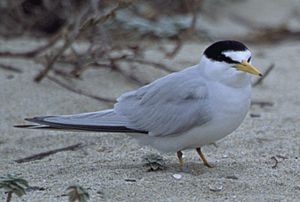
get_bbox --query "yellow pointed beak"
[234,61,263,77]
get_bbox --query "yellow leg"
[176,151,184,168]
[196,147,213,168]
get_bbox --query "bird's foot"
[177,151,188,171]
[196,147,213,168]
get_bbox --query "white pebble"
[172,173,182,180]
[222,154,228,158]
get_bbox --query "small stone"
[124,178,137,182]
[172,173,182,180]
[250,113,261,118]
[209,184,223,192]
[26,186,46,192]
[226,175,238,180]
[222,154,228,158]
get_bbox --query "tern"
[16,40,262,168]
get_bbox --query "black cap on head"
[204,40,249,64]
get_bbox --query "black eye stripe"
[215,54,239,64]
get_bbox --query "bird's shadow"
[97,160,215,177]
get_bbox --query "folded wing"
[18,66,211,136]
[114,67,212,136]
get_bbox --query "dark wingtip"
[25,116,53,123]
[14,124,39,128]
[24,117,39,122]
[16,117,48,127]
[14,118,40,128]
[14,124,25,128]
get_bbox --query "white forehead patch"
[223,50,251,62]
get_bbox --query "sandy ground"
[1,0,300,201]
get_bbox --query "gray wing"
[18,109,147,133]
[115,68,212,136]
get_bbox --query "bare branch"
[119,57,175,73]
[34,1,133,83]
[47,75,115,103]
[165,0,198,58]
[34,33,78,82]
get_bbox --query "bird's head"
[200,40,262,84]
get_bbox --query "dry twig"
[271,156,279,169]
[116,57,175,73]
[251,101,274,107]
[252,63,275,87]
[0,64,22,73]
[15,143,84,163]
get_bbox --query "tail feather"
[15,109,147,134]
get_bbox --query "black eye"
[247,57,251,62]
